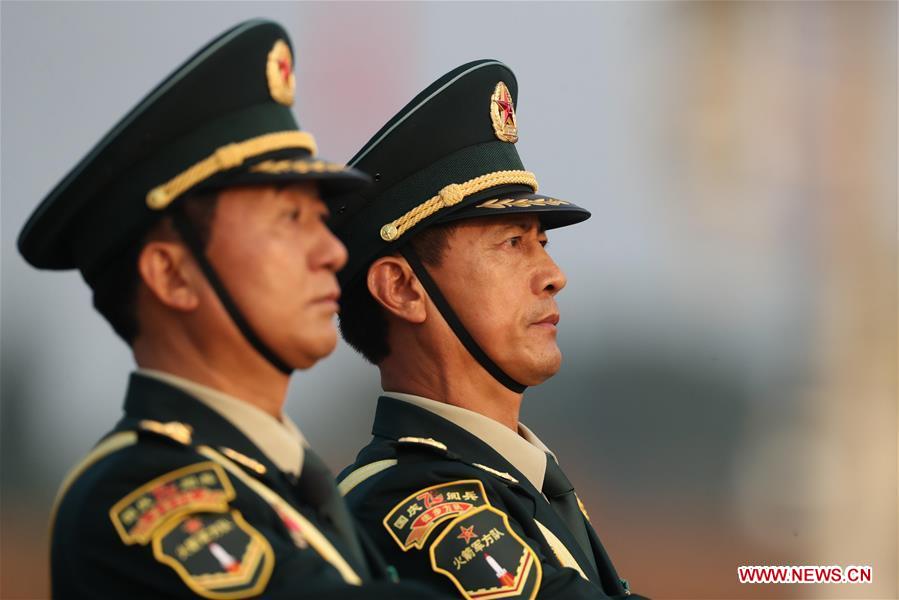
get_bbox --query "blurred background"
[1,2,895,599]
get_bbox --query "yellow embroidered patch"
[152,509,274,599]
[110,462,234,545]
[383,480,489,551]
[429,505,542,599]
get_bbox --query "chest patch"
[110,462,234,545]
[383,480,489,551]
[429,505,541,600]
[152,509,274,599]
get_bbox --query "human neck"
[380,349,523,432]
[133,328,289,420]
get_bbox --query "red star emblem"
[277,57,291,83]
[457,525,477,544]
[494,88,514,126]
[182,518,204,534]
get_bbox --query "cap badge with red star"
[266,39,295,106]
[490,81,518,143]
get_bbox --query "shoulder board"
[397,436,448,452]
[138,419,193,445]
[394,438,518,485]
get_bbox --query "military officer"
[333,60,648,599]
[19,20,447,598]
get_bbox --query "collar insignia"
[220,447,267,476]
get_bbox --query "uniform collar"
[135,369,305,477]
[382,391,556,490]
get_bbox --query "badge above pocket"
[152,509,274,599]
[429,505,541,600]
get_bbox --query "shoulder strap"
[49,431,138,535]
[338,459,398,497]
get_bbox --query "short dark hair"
[88,189,219,344]
[339,222,457,364]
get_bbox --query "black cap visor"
[432,185,591,231]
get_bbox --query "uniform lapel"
[583,510,628,597]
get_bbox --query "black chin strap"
[171,210,293,375]
[399,245,527,394]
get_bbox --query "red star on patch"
[457,525,477,544]
[494,88,514,126]
[182,518,204,534]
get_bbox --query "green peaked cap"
[19,19,371,276]
[333,59,590,287]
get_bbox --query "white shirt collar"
[137,369,305,476]
[383,390,557,490]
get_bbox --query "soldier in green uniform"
[18,20,447,599]
[333,60,648,599]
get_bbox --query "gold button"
[146,187,169,210]
[380,223,399,241]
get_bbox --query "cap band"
[379,169,537,242]
[146,130,318,210]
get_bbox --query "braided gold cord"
[379,170,538,242]
[146,130,318,210]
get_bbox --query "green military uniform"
[18,19,447,599]
[50,373,437,598]
[332,60,648,599]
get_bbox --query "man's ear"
[136,240,202,311]
[367,255,428,324]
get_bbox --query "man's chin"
[513,351,562,387]
[288,331,338,370]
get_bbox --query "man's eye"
[286,208,301,221]
[506,236,521,247]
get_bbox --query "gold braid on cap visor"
[146,130,318,210]
[379,170,538,242]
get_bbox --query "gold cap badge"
[490,81,518,143]
[266,39,295,106]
